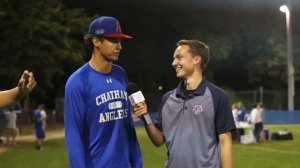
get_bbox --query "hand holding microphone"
[127,82,153,125]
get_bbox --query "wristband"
[142,113,153,125]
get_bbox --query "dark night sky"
[65,0,299,94]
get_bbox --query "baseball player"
[64,16,142,168]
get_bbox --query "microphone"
[127,82,145,106]
[127,82,153,125]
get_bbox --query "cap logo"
[95,29,105,35]
[116,22,122,33]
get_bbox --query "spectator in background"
[231,103,238,125]
[237,101,247,136]
[0,109,7,144]
[237,101,247,122]
[6,107,18,146]
[231,103,239,141]
[33,104,47,150]
[249,102,265,143]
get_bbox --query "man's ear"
[194,55,201,64]
[92,37,100,47]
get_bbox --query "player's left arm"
[127,107,143,168]
[219,132,233,168]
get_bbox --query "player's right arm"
[64,75,87,168]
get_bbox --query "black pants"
[253,122,263,142]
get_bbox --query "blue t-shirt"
[237,107,247,122]
[34,111,42,128]
[64,63,142,168]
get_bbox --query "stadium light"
[279,4,294,111]
[279,5,289,13]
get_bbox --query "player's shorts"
[35,126,45,139]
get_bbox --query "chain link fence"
[227,87,300,111]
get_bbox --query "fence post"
[254,89,257,104]
[259,86,264,104]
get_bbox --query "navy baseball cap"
[38,104,45,109]
[88,16,132,39]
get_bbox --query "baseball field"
[0,124,299,168]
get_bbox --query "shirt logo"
[108,101,123,110]
[193,105,203,115]
[106,79,112,83]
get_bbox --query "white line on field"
[237,146,300,155]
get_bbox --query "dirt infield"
[0,124,65,154]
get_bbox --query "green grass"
[0,125,299,168]
[233,124,300,168]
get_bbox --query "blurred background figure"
[237,101,247,122]
[0,109,7,144]
[33,104,47,151]
[236,101,247,139]
[231,103,239,140]
[232,103,238,125]
[249,102,265,143]
[5,106,18,146]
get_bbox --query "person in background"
[236,101,247,122]
[134,39,236,168]
[0,70,36,108]
[64,16,142,168]
[249,102,265,143]
[231,103,238,125]
[33,104,47,150]
[236,101,247,139]
[231,103,239,140]
[6,107,18,146]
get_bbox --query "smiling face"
[172,45,201,79]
